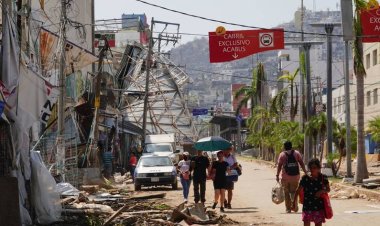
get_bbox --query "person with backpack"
[276,141,307,213]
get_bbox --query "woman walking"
[294,158,331,226]
[211,151,230,212]
[178,152,191,203]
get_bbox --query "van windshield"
[139,157,172,167]
[145,144,172,153]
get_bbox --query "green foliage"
[270,88,288,115]
[368,116,380,142]
[299,51,306,76]
[247,106,304,154]
[326,152,340,166]
[277,68,300,120]
[234,62,266,115]
[85,215,103,226]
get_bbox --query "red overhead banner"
[360,7,380,43]
[209,28,284,63]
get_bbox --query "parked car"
[134,155,178,191]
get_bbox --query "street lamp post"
[325,24,335,156]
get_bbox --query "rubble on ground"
[56,175,238,226]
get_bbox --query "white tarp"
[0,10,19,95]
[31,151,62,224]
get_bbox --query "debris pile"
[56,184,238,226]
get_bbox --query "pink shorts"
[302,210,326,224]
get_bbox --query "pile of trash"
[55,181,238,226]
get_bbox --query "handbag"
[226,169,239,182]
[321,193,333,219]
[236,164,242,176]
[321,175,333,219]
[181,171,190,180]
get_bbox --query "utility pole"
[310,22,339,157]
[304,43,313,163]
[325,24,335,156]
[340,0,354,177]
[344,41,352,177]
[93,36,109,166]
[56,0,67,177]
[142,19,180,143]
[142,18,155,142]
[58,0,67,137]
[299,0,305,132]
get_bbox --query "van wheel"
[172,181,178,190]
[135,184,141,191]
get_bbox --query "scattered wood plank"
[129,193,166,200]
[120,210,172,215]
[103,203,129,226]
[60,197,76,205]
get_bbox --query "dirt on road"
[129,157,380,226]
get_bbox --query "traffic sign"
[192,108,208,116]
[360,5,380,43]
[259,33,274,47]
[208,29,284,63]
[216,26,226,36]
[236,114,243,123]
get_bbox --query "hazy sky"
[95,0,340,44]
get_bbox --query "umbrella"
[194,136,232,151]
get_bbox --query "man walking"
[276,141,307,213]
[223,147,237,209]
[191,149,210,205]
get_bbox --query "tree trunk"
[354,75,369,182]
[290,82,294,122]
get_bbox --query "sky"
[95,0,341,44]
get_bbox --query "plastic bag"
[321,193,333,219]
[272,183,284,205]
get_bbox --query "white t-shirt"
[225,154,237,167]
[178,160,190,173]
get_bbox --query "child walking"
[294,158,330,226]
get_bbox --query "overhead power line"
[134,0,347,38]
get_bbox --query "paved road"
[219,158,380,226]
[135,158,380,225]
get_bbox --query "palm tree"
[278,68,300,121]
[330,123,358,176]
[234,62,266,115]
[353,0,369,182]
[270,88,287,117]
[305,113,327,161]
[367,116,380,142]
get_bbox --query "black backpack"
[283,150,300,176]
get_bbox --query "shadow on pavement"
[224,210,258,214]
[228,207,258,210]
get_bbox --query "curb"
[237,155,276,168]
[332,182,380,201]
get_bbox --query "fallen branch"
[60,197,76,205]
[103,203,130,226]
[129,193,166,200]
[120,210,172,215]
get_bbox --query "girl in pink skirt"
[294,158,330,226]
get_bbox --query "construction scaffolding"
[33,110,80,188]
[116,44,197,143]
